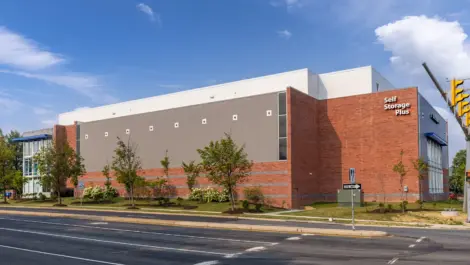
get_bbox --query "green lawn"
[6,197,282,214]
[282,201,466,224]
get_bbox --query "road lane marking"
[194,261,219,265]
[416,237,426,243]
[286,237,301,240]
[224,253,243,258]
[0,217,276,245]
[89,222,108,225]
[387,257,399,264]
[409,244,415,248]
[0,227,231,257]
[245,246,266,252]
[0,244,125,265]
[301,234,314,236]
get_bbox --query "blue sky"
[1,0,470,161]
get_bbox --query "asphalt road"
[0,213,469,264]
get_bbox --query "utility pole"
[422,63,469,215]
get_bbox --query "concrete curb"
[0,210,388,238]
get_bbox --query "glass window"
[278,92,286,115]
[427,139,443,194]
[279,138,287,160]
[279,115,286,138]
[24,158,32,176]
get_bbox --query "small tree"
[392,150,408,213]
[111,137,144,208]
[412,157,428,204]
[102,164,112,189]
[34,141,85,206]
[449,149,465,194]
[182,160,200,191]
[11,172,28,199]
[0,139,14,203]
[160,149,170,178]
[197,133,252,211]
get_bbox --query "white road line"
[194,261,219,265]
[0,244,125,265]
[245,246,266,252]
[387,257,399,264]
[225,253,243,258]
[286,237,301,241]
[409,244,415,248]
[89,222,108,225]
[416,237,426,243]
[0,217,276,245]
[0,227,230,257]
[301,234,314,236]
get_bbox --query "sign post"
[78,182,85,206]
[343,183,361,231]
[349,168,356,231]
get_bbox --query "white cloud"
[41,119,57,126]
[0,26,64,70]
[0,69,118,104]
[270,0,307,10]
[277,30,292,39]
[137,3,161,26]
[33,107,53,115]
[375,15,470,161]
[0,96,22,114]
[375,16,470,78]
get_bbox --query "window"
[427,139,443,194]
[125,129,130,135]
[24,158,32,176]
[85,134,89,140]
[33,162,38,176]
[266,110,272,117]
[232,114,238,121]
[376,82,379,92]
[149,125,154,132]
[278,92,287,160]
[174,122,179,128]
[202,118,207,125]
[104,132,108,137]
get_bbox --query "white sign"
[349,168,355,184]
[384,96,411,116]
[78,182,85,190]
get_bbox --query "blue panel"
[424,132,447,146]
[11,134,52,142]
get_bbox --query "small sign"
[78,182,85,190]
[349,168,356,184]
[430,113,440,124]
[343,183,361,190]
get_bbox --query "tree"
[160,149,170,178]
[392,150,408,213]
[0,139,15,204]
[182,160,201,192]
[34,141,85,206]
[11,172,28,199]
[197,133,252,211]
[412,157,428,202]
[111,137,144,208]
[102,164,112,189]
[5,130,22,172]
[450,149,466,194]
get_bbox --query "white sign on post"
[349,168,356,184]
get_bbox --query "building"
[11,128,53,197]
[19,66,449,208]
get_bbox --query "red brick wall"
[53,123,77,151]
[79,161,292,208]
[287,87,320,208]
[317,88,420,202]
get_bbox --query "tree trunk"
[229,186,235,211]
[2,185,6,204]
[130,185,135,207]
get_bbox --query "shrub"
[103,187,119,200]
[38,193,46,201]
[416,199,424,210]
[242,200,249,210]
[255,203,262,212]
[387,204,393,212]
[83,186,105,202]
[399,200,409,212]
[243,186,264,205]
[188,187,229,203]
[176,197,184,206]
[188,188,205,201]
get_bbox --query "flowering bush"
[188,187,229,203]
[83,186,104,202]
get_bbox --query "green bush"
[38,193,46,201]
[83,186,105,202]
[188,187,229,203]
[255,203,262,212]
[242,200,249,210]
[243,186,264,205]
[387,204,393,211]
[176,197,184,206]
[103,187,119,200]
